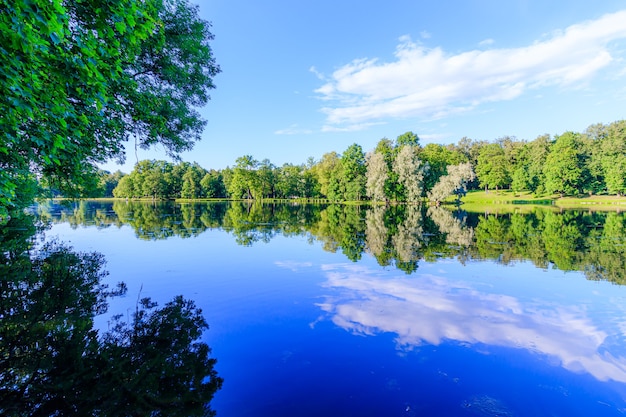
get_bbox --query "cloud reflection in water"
[315,263,626,383]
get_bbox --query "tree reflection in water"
[38,200,626,285]
[0,211,222,416]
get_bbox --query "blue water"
[44,207,626,416]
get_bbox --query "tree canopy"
[106,118,626,204]
[0,0,219,215]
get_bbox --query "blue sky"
[102,0,626,173]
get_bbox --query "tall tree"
[392,145,427,202]
[527,134,551,194]
[99,170,126,198]
[140,160,175,199]
[257,159,277,199]
[373,138,402,201]
[313,152,341,200]
[365,151,389,202]
[427,162,475,205]
[276,164,304,199]
[340,143,367,201]
[544,132,589,196]
[228,155,260,199]
[169,162,192,198]
[396,131,420,148]
[475,143,510,192]
[420,143,467,191]
[181,163,207,199]
[599,121,626,195]
[113,175,136,198]
[200,170,227,198]
[509,135,550,194]
[0,0,219,214]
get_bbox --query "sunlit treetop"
[0,0,220,215]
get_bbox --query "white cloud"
[418,133,449,143]
[315,10,626,130]
[274,124,313,135]
[479,38,495,46]
[316,263,626,383]
[309,66,326,81]
[321,121,386,132]
[274,260,313,271]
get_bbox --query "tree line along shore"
[78,121,626,205]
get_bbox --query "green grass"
[460,190,626,212]
[461,190,553,204]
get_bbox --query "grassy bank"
[460,190,626,212]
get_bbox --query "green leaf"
[115,21,126,34]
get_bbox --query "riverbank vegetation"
[462,190,626,208]
[82,120,626,207]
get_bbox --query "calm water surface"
[39,201,626,416]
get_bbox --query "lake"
[12,201,626,415]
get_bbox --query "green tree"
[99,170,126,198]
[396,131,420,148]
[544,132,589,196]
[419,143,466,192]
[510,144,532,192]
[111,160,179,199]
[605,156,626,196]
[302,162,321,198]
[526,134,551,194]
[169,162,193,198]
[475,143,510,192]
[228,155,260,199]
[200,170,227,198]
[181,163,207,199]
[599,121,626,195]
[0,0,219,213]
[340,143,367,201]
[276,164,304,198]
[257,159,277,199]
[312,152,342,200]
[455,137,488,168]
[140,160,176,199]
[113,175,136,198]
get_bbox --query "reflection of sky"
[315,262,626,383]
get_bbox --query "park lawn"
[556,194,626,208]
[460,190,626,211]
[461,190,553,205]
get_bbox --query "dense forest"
[86,120,626,203]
